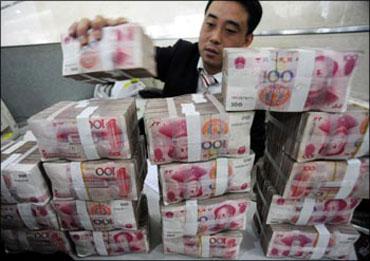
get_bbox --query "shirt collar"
[197,58,222,84]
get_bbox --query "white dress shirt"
[196,58,222,94]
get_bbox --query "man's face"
[199,1,253,74]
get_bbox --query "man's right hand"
[68,15,128,46]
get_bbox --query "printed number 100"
[262,70,294,83]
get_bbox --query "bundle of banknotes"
[1,140,51,204]
[144,93,255,164]
[43,137,147,201]
[255,165,361,225]
[163,230,243,259]
[1,229,72,254]
[158,153,254,205]
[266,101,369,162]
[70,229,149,257]
[263,150,369,200]
[62,23,156,84]
[254,211,359,260]
[1,200,59,230]
[53,196,144,231]
[222,48,361,112]
[161,193,251,236]
[69,194,150,257]
[28,98,139,161]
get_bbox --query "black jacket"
[153,39,265,161]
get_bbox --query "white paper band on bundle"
[356,126,369,156]
[296,198,316,225]
[183,199,198,236]
[76,200,93,230]
[206,93,226,113]
[7,147,39,173]
[288,50,315,111]
[70,162,88,200]
[1,175,16,203]
[192,94,207,103]
[2,141,27,154]
[215,158,228,196]
[75,100,89,108]
[201,235,210,258]
[163,231,184,253]
[1,140,16,152]
[1,153,23,171]
[93,232,108,256]
[76,106,100,160]
[311,224,330,260]
[166,98,177,117]
[112,200,136,229]
[1,153,23,203]
[17,203,38,230]
[46,102,74,121]
[181,103,202,162]
[335,159,361,199]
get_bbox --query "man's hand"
[68,15,128,46]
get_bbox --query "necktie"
[199,69,218,89]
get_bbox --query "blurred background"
[1,0,369,124]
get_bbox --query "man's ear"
[243,34,254,47]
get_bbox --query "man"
[68,1,265,160]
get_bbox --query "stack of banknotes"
[255,165,362,225]
[1,201,59,230]
[163,230,243,259]
[1,229,72,254]
[62,23,156,84]
[266,101,369,162]
[42,138,146,201]
[263,150,369,200]
[222,48,361,112]
[161,193,252,236]
[254,211,359,260]
[144,93,255,164]
[1,140,51,204]
[53,197,142,231]
[68,194,150,257]
[158,153,254,205]
[28,98,139,161]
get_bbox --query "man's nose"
[209,27,222,45]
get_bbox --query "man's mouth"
[204,48,219,56]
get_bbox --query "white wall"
[1,1,369,46]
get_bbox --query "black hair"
[204,0,263,35]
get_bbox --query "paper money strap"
[286,50,316,111]
[335,159,361,199]
[310,224,331,260]
[17,203,39,229]
[76,106,100,160]
[76,200,94,230]
[256,180,315,226]
[201,235,210,257]
[1,153,23,202]
[215,158,228,196]
[1,145,40,203]
[183,200,198,236]
[93,232,108,256]
[70,162,89,200]
[265,150,363,199]
[166,94,229,162]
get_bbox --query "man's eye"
[207,22,215,27]
[226,29,237,34]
